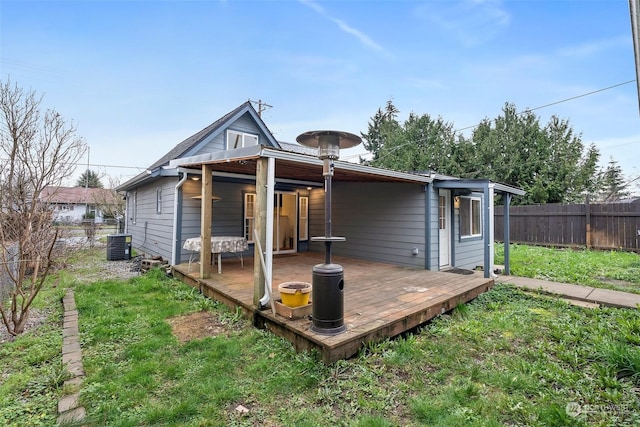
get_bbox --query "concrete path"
[58,290,86,425]
[495,275,640,309]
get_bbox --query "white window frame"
[244,193,256,243]
[227,130,259,150]
[299,196,309,241]
[459,196,482,238]
[156,188,162,214]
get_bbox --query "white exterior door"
[439,189,451,267]
[273,192,297,254]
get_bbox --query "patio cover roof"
[433,178,526,196]
[167,145,434,185]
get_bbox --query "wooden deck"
[172,252,494,363]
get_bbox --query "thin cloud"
[298,0,391,57]
[415,0,511,47]
[557,36,631,59]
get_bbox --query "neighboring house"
[40,186,119,224]
[118,102,524,281]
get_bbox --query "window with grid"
[438,195,446,230]
[299,196,308,241]
[244,193,256,242]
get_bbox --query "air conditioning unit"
[107,234,132,261]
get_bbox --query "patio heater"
[296,130,362,335]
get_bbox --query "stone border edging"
[58,290,86,425]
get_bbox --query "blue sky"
[1,0,638,190]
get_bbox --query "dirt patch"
[0,307,51,344]
[598,277,638,288]
[167,311,228,343]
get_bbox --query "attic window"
[227,130,258,150]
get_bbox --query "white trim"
[226,129,259,150]
[167,145,433,185]
[488,184,495,277]
[265,157,275,300]
[459,196,482,238]
[438,189,451,267]
[299,196,309,241]
[244,193,256,243]
[171,172,189,265]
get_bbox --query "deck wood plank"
[173,252,493,363]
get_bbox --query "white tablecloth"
[183,236,248,253]
[183,236,248,273]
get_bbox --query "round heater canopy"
[296,130,362,160]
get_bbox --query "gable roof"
[40,186,120,205]
[119,102,281,191]
[147,101,280,171]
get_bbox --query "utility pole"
[249,99,272,117]
[85,146,90,189]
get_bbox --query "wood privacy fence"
[494,200,640,252]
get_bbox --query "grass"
[2,245,640,426]
[0,283,67,426]
[495,243,640,294]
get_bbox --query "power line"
[0,159,146,171]
[454,79,636,133]
[82,162,145,170]
[363,79,637,162]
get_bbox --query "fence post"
[585,195,591,249]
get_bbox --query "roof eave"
[260,147,433,184]
[433,178,525,196]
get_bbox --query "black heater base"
[310,263,346,336]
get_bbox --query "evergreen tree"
[464,103,599,204]
[360,101,601,205]
[360,100,400,165]
[597,159,630,202]
[76,169,103,188]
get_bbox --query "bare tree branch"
[0,77,86,337]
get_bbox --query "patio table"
[183,236,248,274]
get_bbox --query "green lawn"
[1,246,640,426]
[495,243,640,294]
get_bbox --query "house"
[40,186,119,224]
[118,102,524,286]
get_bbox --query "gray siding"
[126,177,177,261]
[309,188,325,247]
[196,113,264,153]
[177,180,256,264]
[427,185,439,271]
[310,182,427,268]
[193,132,225,154]
[452,191,485,270]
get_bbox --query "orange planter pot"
[278,282,312,308]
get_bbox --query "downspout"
[123,192,129,234]
[258,156,276,307]
[171,171,189,266]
